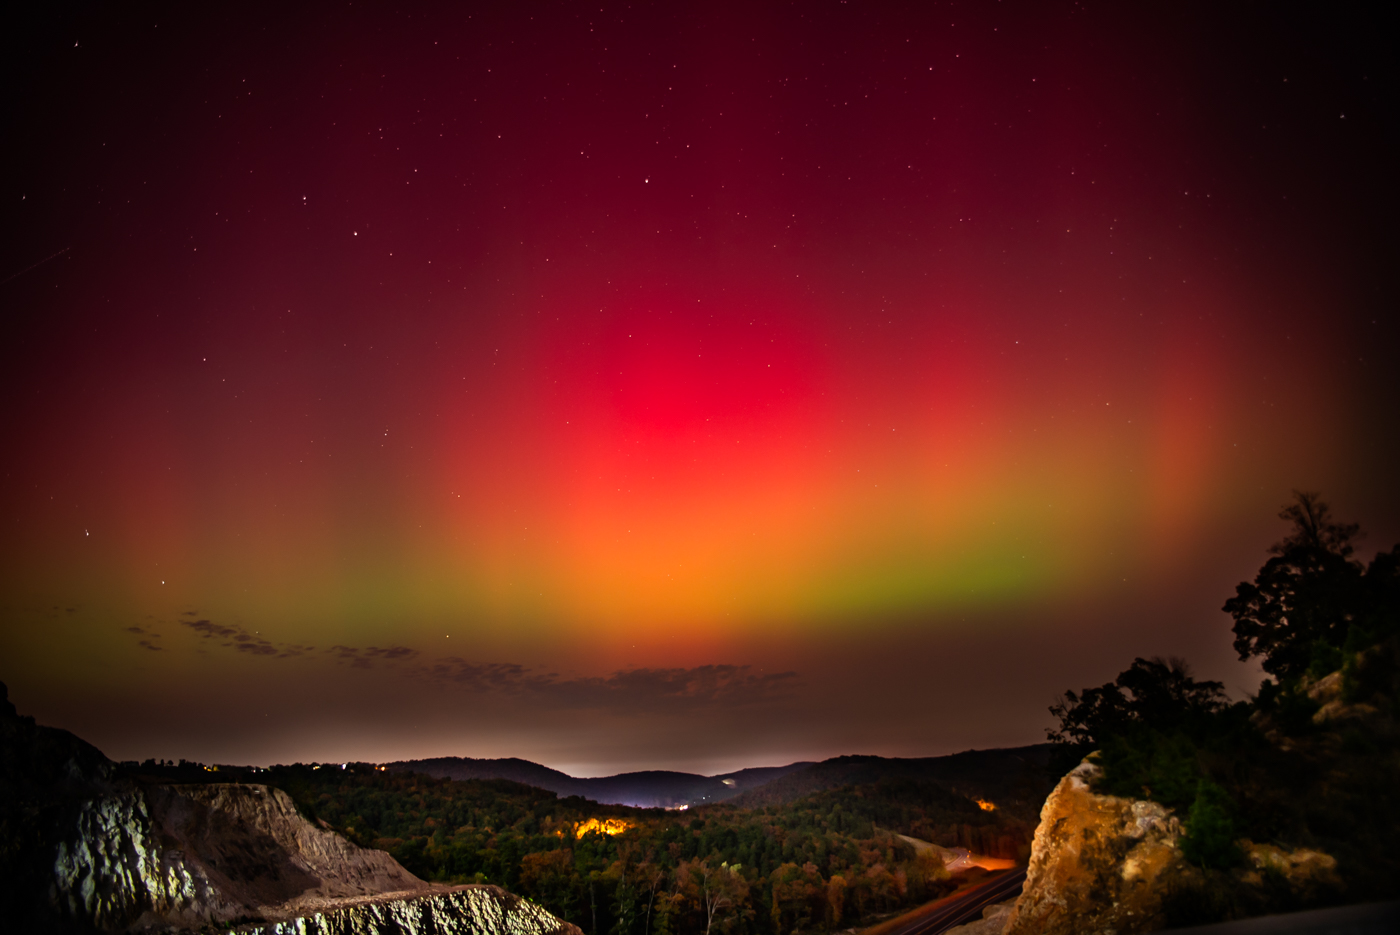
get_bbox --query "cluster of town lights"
[569,817,633,837]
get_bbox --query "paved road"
[1166,900,1400,933]
[881,869,1026,935]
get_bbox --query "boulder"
[1238,841,1340,900]
[999,759,1348,935]
[230,885,582,935]
[1001,759,1195,935]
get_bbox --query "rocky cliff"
[1000,759,1193,935]
[0,682,579,935]
[230,885,574,935]
[997,759,1341,935]
[50,780,432,929]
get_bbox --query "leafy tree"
[521,849,579,919]
[824,874,846,929]
[675,858,748,935]
[1095,729,1203,809]
[769,862,823,934]
[1048,658,1238,811]
[1224,492,1367,679]
[637,862,667,935]
[1178,780,1240,870]
[1047,657,1229,753]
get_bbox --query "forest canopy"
[119,760,1038,935]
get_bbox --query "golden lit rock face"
[572,817,632,837]
[1002,760,1193,935]
[975,798,997,812]
[1239,842,1340,898]
[996,760,1349,935]
[1304,667,1380,726]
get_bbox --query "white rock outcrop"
[53,788,232,928]
[42,781,579,935]
[230,886,573,935]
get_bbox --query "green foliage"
[151,764,1021,935]
[1046,656,1237,802]
[1095,729,1202,811]
[1179,780,1240,870]
[1224,493,1400,680]
[1047,657,1229,754]
[1340,629,1400,707]
[1253,678,1320,735]
[1307,641,1344,681]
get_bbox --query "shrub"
[1179,780,1240,870]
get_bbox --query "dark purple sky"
[1,1,1396,775]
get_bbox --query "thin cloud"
[126,620,781,712]
[327,645,420,669]
[184,619,238,639]
[423,660,535,690]
[181,619,313,658]
[125,624,164,651]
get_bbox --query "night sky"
[2,2,1396,776]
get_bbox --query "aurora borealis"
[2,2,1396,774]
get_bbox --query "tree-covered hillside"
[121,760,1033,935]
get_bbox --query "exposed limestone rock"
[1302,670,1378,724]
[38,780,586,934]
[51,787,241,929]
[1306,670,1346,705]
[230,885,583,935]
[1000,759,1195,935]
[150,783,425,910]
[2,685,577,934]
[999,759,1349,935]
[1238,841,1341,899]
[48,782,434,930]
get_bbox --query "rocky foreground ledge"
[0,683,579,934]
[227,885,579,935]
[53,782,427,927]
[47,777,582,934]
[952,759,1338,935]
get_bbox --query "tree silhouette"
[1224,492,1367,679]
[1047,656,1228,751]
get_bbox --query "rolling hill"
[385,757,815,808]
[386,746,1055,819]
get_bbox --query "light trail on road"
[878,868,1026,935]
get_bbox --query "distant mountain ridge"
[727,746,1056,822]
[386,747,1057,815]
[385,757,814,808]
